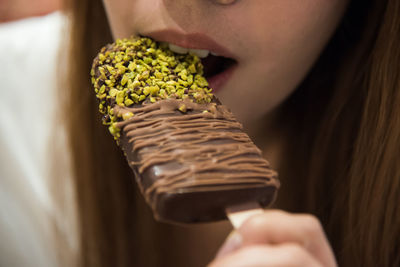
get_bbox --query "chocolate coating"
[116,98,279,224]
[91,37,280,224]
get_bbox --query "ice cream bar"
[91,37,280,224]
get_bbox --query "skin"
[102,0,349,265]
[0,0,61,22]
[210,210,337,267]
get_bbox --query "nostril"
[212,0,238,5]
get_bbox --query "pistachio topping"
[91,37,214,139]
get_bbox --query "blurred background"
[0,0,61,22]
[0,0,72,266]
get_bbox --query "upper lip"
[141,29,237,59]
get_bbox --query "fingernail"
[215,231,242,259]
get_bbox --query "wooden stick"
[226,202,264,229]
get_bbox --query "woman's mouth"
[140,30,239,93]
[167,42,238,93]
[200,54,237,93]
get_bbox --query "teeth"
[168,43,210,58]
[211,51,219,56]
[189,48,210,58]
[169,43,188,54]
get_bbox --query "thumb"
[215,231,242,259]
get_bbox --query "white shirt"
[0,12,76,267]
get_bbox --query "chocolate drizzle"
[115,98,279,223]
[91,37,280,224]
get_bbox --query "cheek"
[240,0,348,63]
[217,0,348,122]
[103,0,145,38]
[102,0,128,37]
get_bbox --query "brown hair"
[62,0,400,266]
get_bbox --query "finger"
[238,210,337,267]
[209,243,321,267]
[215,231,243,259]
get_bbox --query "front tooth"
[211,51,219,56]
[189,48,210,58]
[169,43,188,54]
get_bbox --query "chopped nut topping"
[91,36,214,139]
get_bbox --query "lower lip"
[207,64,237,93]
